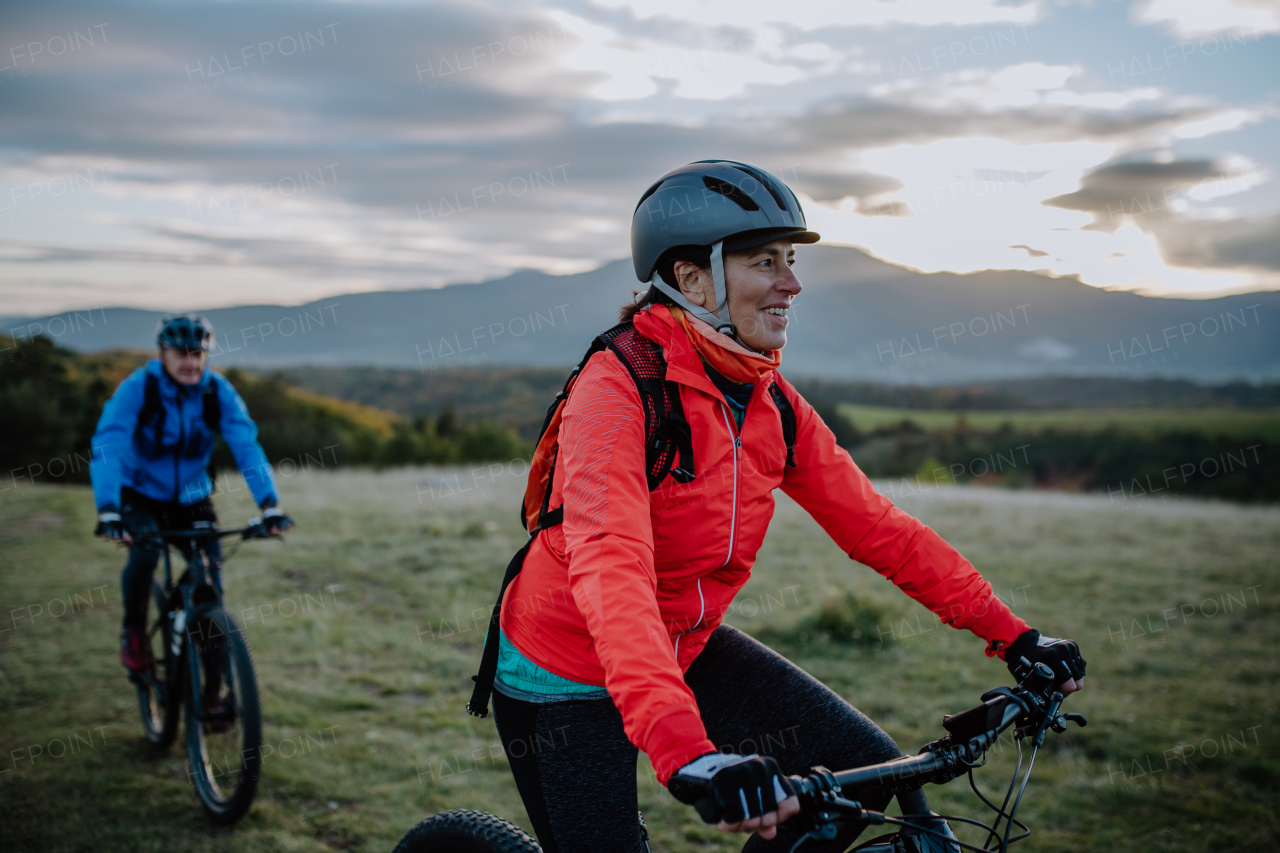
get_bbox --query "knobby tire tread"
[184,608,262,825]
[394,809,542,853]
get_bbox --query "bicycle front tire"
[136,580,181,749]
[184,608,262,824]
[394,810,542,853]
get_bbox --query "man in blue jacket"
[90,314,294,672]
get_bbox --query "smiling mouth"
[763,307,788,317]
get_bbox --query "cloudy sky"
[2,0,1278,314]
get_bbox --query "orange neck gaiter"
[642,304,780,384]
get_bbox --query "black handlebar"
[135,523,273,542]
[785,662,1087,852]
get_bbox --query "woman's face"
[674,239,802,351]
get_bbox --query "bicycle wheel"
[394,810,542,853]
[134,580,180,749]
[184,607,262,824]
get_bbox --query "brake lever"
[1051,712,1088,733]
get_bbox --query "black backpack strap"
[202,380,222,489]
[769,381,798,468]
[202,380,221,435]
[598,325,696,491]
[466,510,562,719]
[133,372,166,456]
[636,378,695,489]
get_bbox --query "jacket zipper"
[673,578,705,660]
[674,402,739,659]
[717,401,740,569]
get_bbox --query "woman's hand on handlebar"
[1005,629,1086,696]
[667,752,800,840]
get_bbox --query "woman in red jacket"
[491,161,1085,852]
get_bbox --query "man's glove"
[668,753,795,825]
[94,507,127,541]
[1004,629,1086,688]
[262,506,294,535]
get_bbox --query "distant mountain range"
[5,246,1277,383]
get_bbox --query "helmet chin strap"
[649,240,742,342]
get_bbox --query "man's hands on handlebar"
[259,498,294,536]
[95,507,132,544]
[668,752,800,840]
[261,508,294,536]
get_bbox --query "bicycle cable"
[999,744,1039,852]
[875,813,1013,853]
[966,768,1016,836]
[983,740,1024,847]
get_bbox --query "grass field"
[838,404,1280,442]
[2,470,1277,852]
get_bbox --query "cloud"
[587,0,1043,30]
[0,0,1276,312]
[1042,157,1262,229]
[1038,155,1279,280]
[1134,0,1280,39]
[1154,213,1280,271]
[791,170,904,204]
[1009,244,1049,257]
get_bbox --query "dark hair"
[618,244,711,323]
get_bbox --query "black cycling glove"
[668,753,795,825]
[259,498,294,535]
[95,506,127,541]
[1005,629,1086,687]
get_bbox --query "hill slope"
[3,246,1276,382]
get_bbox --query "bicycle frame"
[145,523,264,724]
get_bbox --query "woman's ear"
[674,262,712,309]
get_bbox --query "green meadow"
[838,404,1280,444]
[1,469,1277,852]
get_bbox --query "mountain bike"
[130,519,274,824]
[392,661,1085,852]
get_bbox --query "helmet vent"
[635,180,664,211]
[702,176,760,211]
[730,165,788,210]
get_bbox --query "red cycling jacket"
[500,306,1027,785]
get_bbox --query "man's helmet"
[630,160,819,339]
[156,314,214,352]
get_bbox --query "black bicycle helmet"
[630,160,818,339]
[156,314,214,351]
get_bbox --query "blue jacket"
[90,360,277,510]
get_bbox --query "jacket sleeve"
[213,373,278,507]
[558,351,717,785]
[90,369,146,511]
[776,377,1027,653]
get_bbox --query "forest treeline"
[0,336,527,487]
[810,401,1276,504]
[2,334,1274,502]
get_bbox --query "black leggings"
[493,625,901,853]
[119,488,221,627]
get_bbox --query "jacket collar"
[632,306,776,399]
